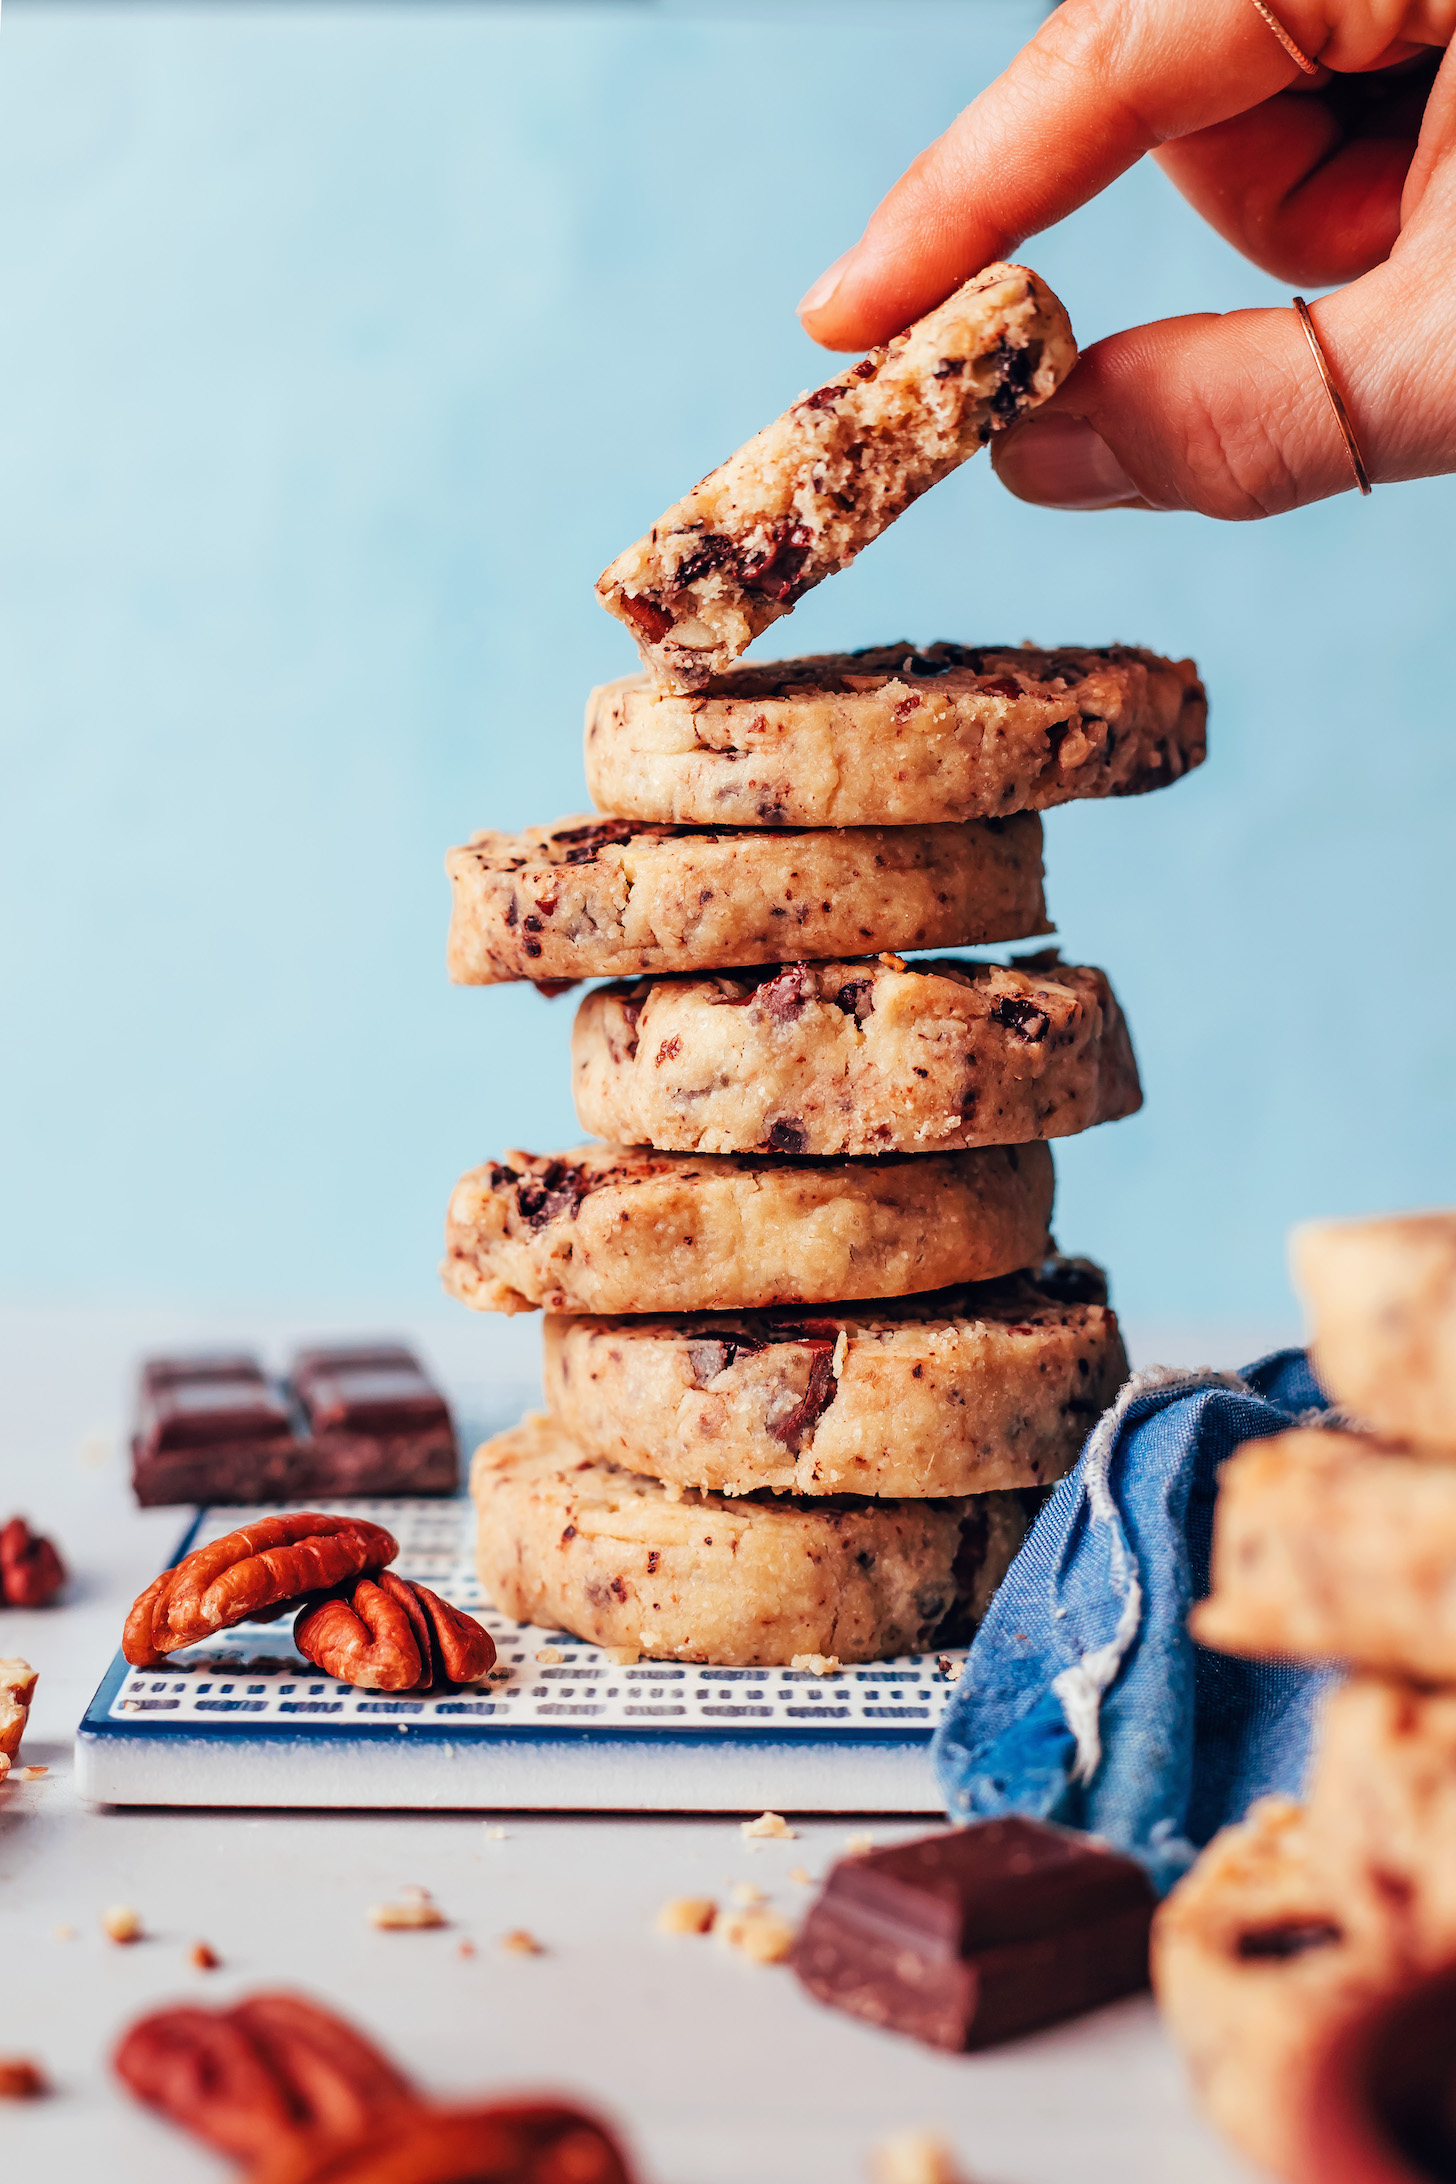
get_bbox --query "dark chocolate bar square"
[289,1345,458,1496]
[132,1354,298,1507]
[791,1816,1154,2051]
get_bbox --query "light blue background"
[1,1,1451,1327]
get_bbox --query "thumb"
[990,268,1453,517]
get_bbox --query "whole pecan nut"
[114,1990,634,2184]
[123,1514,398,1669]
[294,1572,495,1692]
[0,1517,66,1608]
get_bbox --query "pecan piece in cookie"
[294,1571,495,1691]
[122,1513,398,1668]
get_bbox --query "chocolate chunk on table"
[791,1815,1154,2051]
[290,1345,458,1496]
[131,1354,297,1507]
[130,1345,458,1505]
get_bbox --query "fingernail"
[797,250,853,322]
[993,413,1141,509]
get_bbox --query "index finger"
[800,0,1317,349]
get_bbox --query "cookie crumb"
[869,2131,966,2184]
[103,1904,143,1945]
[844,1832,876,1856]
[655,1896,717,1936]
[715,1906,797,1965]
[788,1866,814,1886]
[500,1928,544,1956]
[0,2058,47,2100]
[936,1654,964,1684]
[662,1481,684,1503]
[188,1942,220,1970]
[52,1924,76,1942]
[536,1645,566,1665]
[483,1824,508,1841]
[729,1881,765,1908]
[15,1764,48,1780]
[604,1646,640,1666]
[370,1890,446,1931]
[742,1810,796,1841]
[458,1939,477,1959]
[791,1652,841,1677]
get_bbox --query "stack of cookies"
[1155,1211,1456,2179]
[443,263,1207,1668]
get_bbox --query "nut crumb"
[536,1645,566,1665]
[370,1890,446,1931]
[15,1764,48,1780]
[791,1653,841,1677]
[869,2130,966,2184]
[662,1481,684,1503]
[742,1810,796,1841]
[103,1904,143,1945]
[715,1906,796,1965]
[936,1655,964,1684]
[831,1332,849,1380]
[0,2058,47,2100]
[500,1928,544,1956]
[844,1832,876,1857]
[787,1867,815,1887]
[458,1939,477,1959]
[189,1942,220,1970]
[655,1896,717,1936]
[604,1646,640,1666]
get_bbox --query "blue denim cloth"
[932,1349,1338,1896]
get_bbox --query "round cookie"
[1152,1796,1398,2181]
[571,952,1141,1157]
[442,1140,1055,1317]
[445,812,1048,986]
[1190,1427,1456,1682]
[585,643,1206,827]
[470,1411,1029,1666]
[541,1260,1126,1498]
[1293,1210,1456,1454]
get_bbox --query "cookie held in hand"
[295,1571,495,1692]
[122,1513,399,1668]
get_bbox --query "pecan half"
[115,1990,635,2183]
[0,1517,66,1607]
[294,1572,495,1692]
[123,1514,398,1669]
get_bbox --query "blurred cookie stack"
[442,263,1206,1668]
[1155,1210,1456,2180]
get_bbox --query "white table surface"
[0,1303,1279,2184]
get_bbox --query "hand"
[797,0,1456,516]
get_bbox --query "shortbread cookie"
[541,1261,1125,1497]
[571,954,1140,1157]
[446,813,1047,986]
[1152,1797,1398,2180]
[596,264,1076,691]
[1304,1675,1456,1955]
[1191,1428,1456,1679]
[1293,1211,1456,1453]
[585,644,1206,826]
[470,1411,1028,1665]
[442,1141,1054,1317]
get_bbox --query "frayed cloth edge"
[1049,1364,1249,1787]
